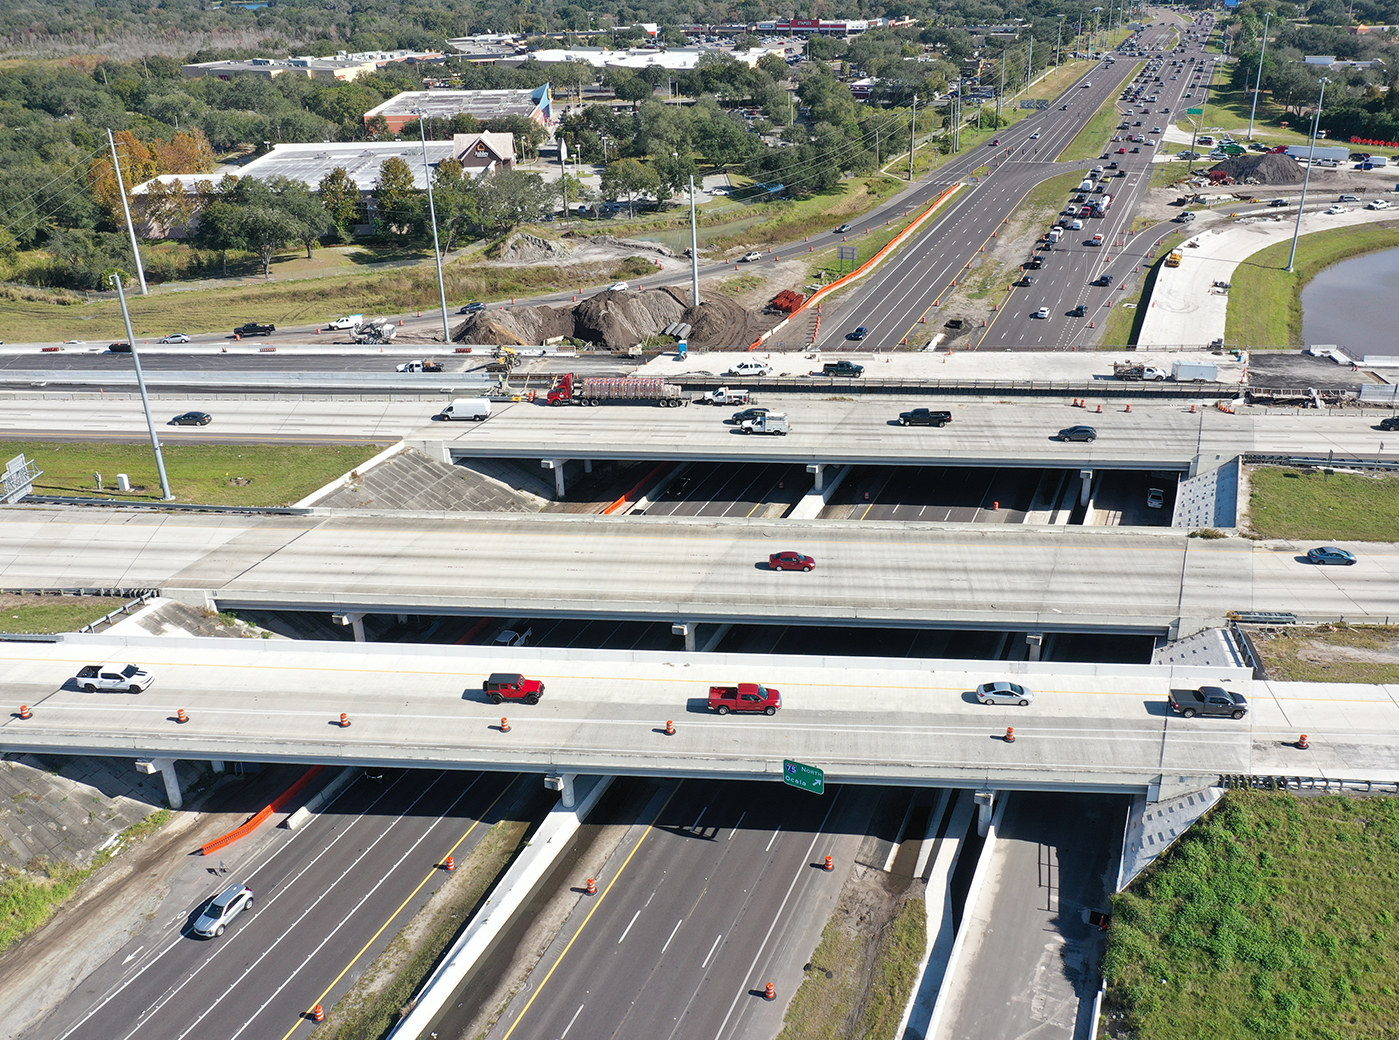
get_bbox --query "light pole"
[909,95,917,181]
[1056,15,1065,67]
[1287,77,1328,273]
[415,111,453,344]
[1246,12,1271,141]
[109,275,173,501]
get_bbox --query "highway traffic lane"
[43,770,512,1040]
[482,780,871,1040]
[934,792,1124,1040]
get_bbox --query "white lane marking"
[729,811,746,838]
[224,780,480,1040]
[617,910,643,945]
[764,825,783,853]
[121,946,145,965]
[701,933,724,969]
[689,808,706,832]
[560,1002,587,1038]
[661,918,684,955]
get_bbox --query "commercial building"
[363,85,552,133]
[182,50,444,83]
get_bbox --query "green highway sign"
[1187,108,1204,115]
[783,759,825,795]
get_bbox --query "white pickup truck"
[73,664,153,692]
[694,387,750,405]
[325,314,364,330]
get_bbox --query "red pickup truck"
[484,673,545,705]
[708,683,781,715]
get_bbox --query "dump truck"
[351,319,397,344]
[547,373,687,407]
[1165,250,1183,268]
[395,359,443,373]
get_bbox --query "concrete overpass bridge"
[4,634,1396,813]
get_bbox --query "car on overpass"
[769,551,815,572]
[1056,425,1098,442]
[1307,546,1357,565]
[1168,686,1248,719]
[168,411,212,426]
[975,681,1034,706]
[1377,415,1399,431]
[898,408,952,427]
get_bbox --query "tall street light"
[1287,77,1328,273]
[415,111,453,344]
[109,275,173,500]
[1056,15,1066,67]
[1246,12,1271,141]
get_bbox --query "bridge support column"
[1079,469,1094,507]
[583,459,593,474]
[210,760,225,773]
[135,758,183,810]
[542,459,567,498]
[333,611,367,641]
[672,623,695,652]
[805,463,826,492]
[396,614,408,625]
[1025,632,1043,662]
[974,789,996,837]
[544,772,576,808]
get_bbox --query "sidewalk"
[1137,205,1399,346]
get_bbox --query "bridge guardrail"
[1220,774,1399,795]
[21,495,314,515]
[672,376,1242,398]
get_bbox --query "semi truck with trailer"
[547,373,687,407]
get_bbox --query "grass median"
[0,592,131,634]
[9,440,383,506]
[1105,790,1399,1040]
[1226,221,1399,346]
[1246,465,1399,542]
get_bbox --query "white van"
[439,398,491,421]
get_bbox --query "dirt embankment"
[453,286,777,350]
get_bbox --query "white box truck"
[439,398,492,421]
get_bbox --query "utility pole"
[1288,77,1328,273]
[1247,11,1271,141]
[688,176,699,307]
[1025,35,1034,92]
[107,129,148,296]
[416,112,452,344]
[109,275,173,500]
[1056,15,1065,67]
[996,50,1006,126]
[909,95,917,181]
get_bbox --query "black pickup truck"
[1168,686,1248,719]
[823,360,865,377]
[898,408,952,428]
[234,322,275,337]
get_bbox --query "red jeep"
[484,673,545,705]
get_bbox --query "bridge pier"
[1025,632,1043,662]
[542,459,567,498]
[1079,468,1093,507]
[333,611,367,641]
[806,463,826,492]
[211,760,225,773]
[544,772,577,808]
[135,757,183,810]
[672,623,695,652]
[974,789,996,836]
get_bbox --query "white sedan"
[975,682,1035,706]
[1033,307,1050,319]
[741,251,764,262]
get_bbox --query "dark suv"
[898,408,952,427]
[823,360,865,377]
[1168,686,1248,719]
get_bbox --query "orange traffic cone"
[664,720,676,736]
[313,1004,325,1023]
[500,717,511,732]
[177,709,189,724]
[1297,734,1310,750]
[824,855,834,871]
[586,877,597,895]
[445,855,456,871]
[18,704,31,719]
[1005,727,1016,743]
[339,712,350,727]
[765,982,776,1000]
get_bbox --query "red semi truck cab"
[708,683,781,715]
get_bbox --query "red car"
[1117,147,1127,153]
[769,551,815,572]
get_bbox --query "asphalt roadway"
[29,769,528,1040]
[463,779,879,1040]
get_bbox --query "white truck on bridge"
[73,664,153,693]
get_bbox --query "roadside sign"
[783,759,825,795]
[1187,107,1203,115]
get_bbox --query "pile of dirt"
[494,233,573,264]
[1209,152,1305,185]
[681,295,762,347]
[588,234,675,258]
[573,287,686,345]
[453,304,575,346]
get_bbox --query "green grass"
[0,809,171,954]
[9,441,382,506]
[1250,624,1399,684]
[1104,790,1399,1040]
[0,250,653,343]
[704,176,907,254]
[0,594,128,634]
[1248,466,1399,541]
[1059,63,1145,162]
[776,893,926,1040]
[1103,228,1189,347]
[1226,222,1399,346]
